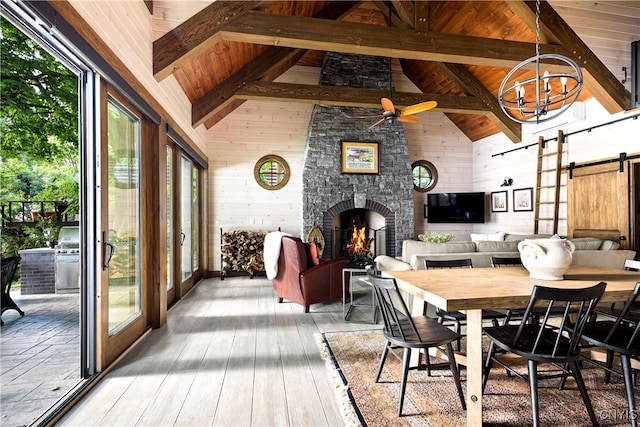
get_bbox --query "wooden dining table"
[385,264,640,427]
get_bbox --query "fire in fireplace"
[345,226,374,266]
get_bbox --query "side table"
[342,266,378,323]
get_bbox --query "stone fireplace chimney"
[301,52,414,259]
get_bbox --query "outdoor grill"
[55,226,80,292]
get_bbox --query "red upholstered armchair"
[271,236,348,313]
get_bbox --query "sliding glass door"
[166,145,176,306]
[99,88,146,366]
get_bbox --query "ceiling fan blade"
[397,115,421,124]
[381,97,396,114]
[346,114,384,119]
[399,100,438,116]
[368,117,386,129]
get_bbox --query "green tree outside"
[1,17,79,256]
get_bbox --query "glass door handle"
[181,231,186,246]
[102,231,115,270]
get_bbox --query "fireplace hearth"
[332,224,386,262]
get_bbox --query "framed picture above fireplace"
[341,141,379,174]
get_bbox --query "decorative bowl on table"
[517,238,576,280]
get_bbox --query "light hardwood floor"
[57,276,380,426]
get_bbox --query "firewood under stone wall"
[220,230,267,279]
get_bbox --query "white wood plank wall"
[548,1,640,93]
[69,0,209,149]
[473,98,640,236]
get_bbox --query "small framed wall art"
[341,141,379,174]
[513,187,534,211]
[491,190,508,212]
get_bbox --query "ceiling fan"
[347,97,438,129]
[347,4,437,129]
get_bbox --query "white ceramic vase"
[517,238,576,280]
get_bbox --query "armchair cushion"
[305,243,321,267]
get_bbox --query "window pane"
[412,161,438,192]
[166,146,173,291]
[254,155,289,190]
[260,161,284,186]
[192,166,199,272]
[107,98,141,335]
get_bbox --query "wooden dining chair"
[490,256,523,267]
[591,258,640,322]
[483,281,607,427]
[566,281,640,427]
[425,258,505,349]
[489,255,558,326]
[368,270,466,416]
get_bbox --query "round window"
[412,160,438,192]
[254,155,290,190]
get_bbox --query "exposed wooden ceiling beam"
[506,0,631,112]
[191,2,362,127]
[433,62,522,142]
[203,99,245,129]
[390,2,521,142]
[153,1,265,81]
[390,1,415,27]
[156,9,574,77]
[414,1,430,32]
[192,47,303,127]
[370,1,410,29]
[232,81,489,114]
[221,11,575,67]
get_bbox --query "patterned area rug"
[318,329,637,427]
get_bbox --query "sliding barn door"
[567,161,631,249]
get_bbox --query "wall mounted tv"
[426,192,486,224]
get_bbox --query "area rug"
[317,329,637,427]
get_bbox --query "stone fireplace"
[301,52,414,259]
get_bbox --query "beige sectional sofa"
[376,232,636,271]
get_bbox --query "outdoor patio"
[1,291,80,427]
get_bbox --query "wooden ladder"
[533,130,564,234]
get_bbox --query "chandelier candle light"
[498,0,583,124]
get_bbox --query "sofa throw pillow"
[504,233,551,241]
[305,242,321,267]
[476,241,520,252]
[470,232,505,242]
[569,237,602,250]
[410,241,477,254]
[599,240,620,250]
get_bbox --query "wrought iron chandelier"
[498,0,583,124]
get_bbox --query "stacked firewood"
[221,230,266,276]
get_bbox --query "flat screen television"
[426,192,486,224]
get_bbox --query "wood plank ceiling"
[152,1,638,143]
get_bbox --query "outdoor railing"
[1,201,77,226]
